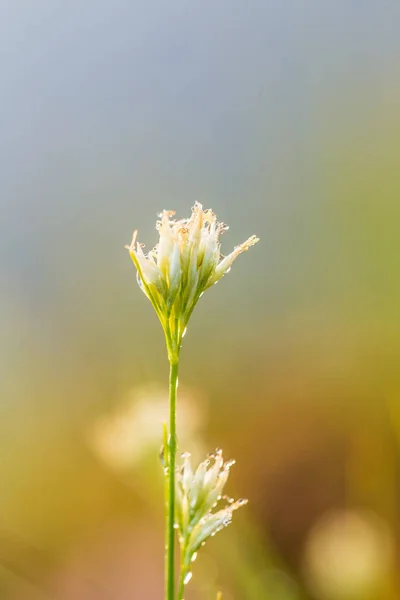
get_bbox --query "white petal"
[169,241,182,291]
[199,223,219,279]
[188,202,204,248]
[206,235,259,288]
[135,243,164,287]
[157,211,175,275]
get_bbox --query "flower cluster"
[175,449,247,589]
[126,203,258,355]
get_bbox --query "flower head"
[175,449,247,586]
[126,203,258,353]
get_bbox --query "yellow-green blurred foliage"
[1,1,400,598]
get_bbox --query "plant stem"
[166,357,179,600]
[177,539,190,600]
[177,567,185,599]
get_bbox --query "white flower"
[126,203,258,352]
[174,449,247,589]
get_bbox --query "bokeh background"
[1,1,400,598]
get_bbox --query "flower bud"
[174,449,247,567]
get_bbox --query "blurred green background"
[1,1,400,598]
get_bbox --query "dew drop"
[184,572,192,585]
[174,523,179,529]
[191,552,197,563]
[182,327,187,338]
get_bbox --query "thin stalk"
[166,356,179,600]
[177,564,185,599]
[177,537,190,600]
[163,423,169,600]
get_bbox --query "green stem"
[166,356,179,600]
[177,540,190,600]
[177,568,185,599]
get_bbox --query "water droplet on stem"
[184,572,192,585]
